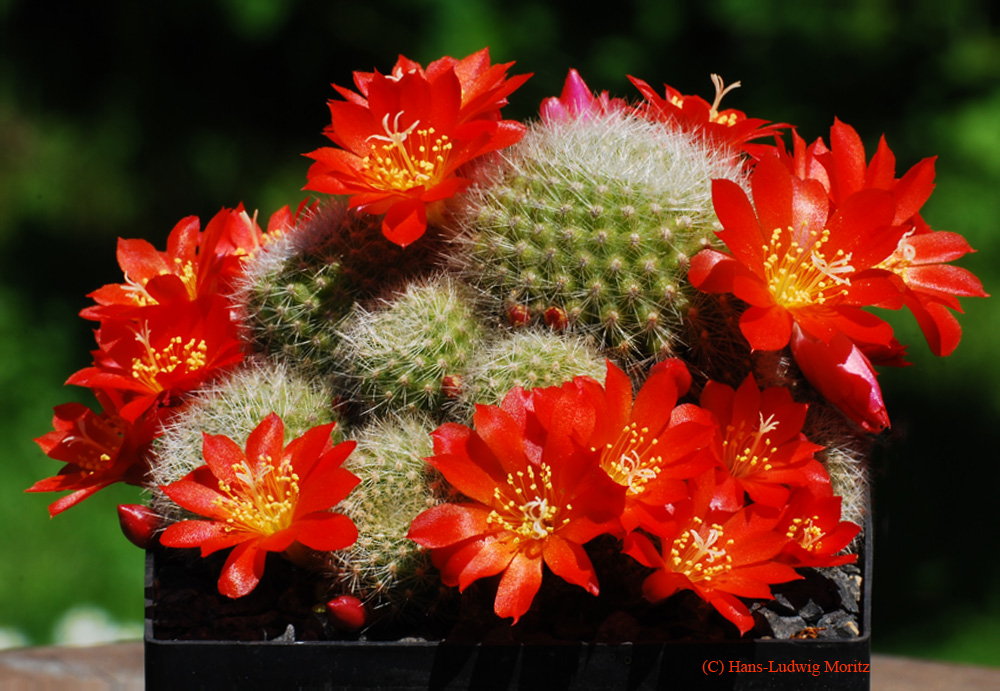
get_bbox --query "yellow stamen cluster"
[599,422,662,495]
[785,515,825,552]
[122,258,198,308]
[487,462,569,544]
[130,326,208,391]
[215,454,300,536]
[362,111,452,192]
[172,257,199,300]
[723,412,779,478]
[763,227,855,309]
[670,516,734,583]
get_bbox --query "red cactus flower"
[337,48,530,125]
[629,73,785,160]
[775,488,861,569]
[688,154,907,430]
[82,206,277,321]
[878,216,988,356]
[306,50,529,247]
[778,119,988,356]
[27,391,158,516]
[623,471,800,635]
[160,413,359,598]
[407,377,626,623]
[699,374,828,510]
[587,360,717,531]
[67,296,245,422]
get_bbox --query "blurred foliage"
[2,0,998,663]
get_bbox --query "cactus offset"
[459,111,744,360]
[461,328,607,413]
[327,413,445,618]
[337,274,485,417]
[239,200,445,373]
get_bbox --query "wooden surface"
[0,643,997,689]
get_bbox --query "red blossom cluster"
[409,361,860,633]
[29,206,288,515]
[546,68,986,430]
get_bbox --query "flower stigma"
[600,422,662,495]
[487,462,569,544]
[362,111,452,192]
[670,516,734,583]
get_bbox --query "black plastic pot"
[145,525,871,690]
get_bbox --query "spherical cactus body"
[460,112,745,360]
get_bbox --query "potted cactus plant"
[30,48,985,690]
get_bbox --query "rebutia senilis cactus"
[239,200,446,373]
[336,274,485,418]
[149,358,341,517]
[459,110,745,360]
[326,412,445,619]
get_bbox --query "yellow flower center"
[130,325,208,391]
[723,413,779,478]
[670,516,734,583]
[763,226,854,309]
[216,455,300,536]
[786,515,825,552]
[598,422,662,495]
[361,111,452,192]
[487,462,569,545]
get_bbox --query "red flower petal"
[542,535,599,596]
[494,551,543,623]
[218,540,268,599]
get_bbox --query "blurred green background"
[2,0,998,663]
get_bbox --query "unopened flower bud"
[506,303,531,327]
[326,595,367,632]
[441,374,464,399]
[118,504,161,549]
[544,306,569,331]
